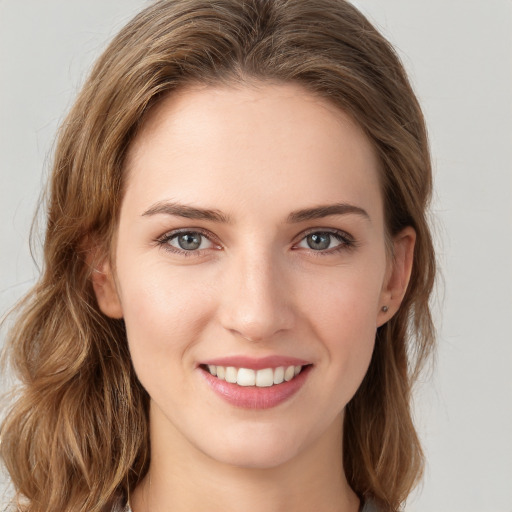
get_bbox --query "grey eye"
[170,232,210,251]
[306,232,334,250]
[178,233,201,250]
[296,231,347,251]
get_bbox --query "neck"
[131,405,360,512]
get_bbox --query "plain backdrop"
[1,1,511,511]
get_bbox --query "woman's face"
[94,82,413,469]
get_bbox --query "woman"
[0,1,436,511]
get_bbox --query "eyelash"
[155,228,356,257]
[155,228,219,257]
[295,228,356,256]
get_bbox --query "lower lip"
[199,366,311,409]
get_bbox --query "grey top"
[361,499,380,512]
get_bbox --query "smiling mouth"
[201,364,309,388]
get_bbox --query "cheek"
[303,262,383,333]
[116,262,215,372]
[299,263,383,383]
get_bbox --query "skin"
[93,82,415,512]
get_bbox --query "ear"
[90,259,123,319]
[377,226,416,327]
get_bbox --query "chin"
[196,422,312,470]
[208,443,300,470]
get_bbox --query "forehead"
[123,82,383,223]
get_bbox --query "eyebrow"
[142,201,231,223]
[141,200,370,224]
[287,203,370,223]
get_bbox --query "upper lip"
[199,355,311,370]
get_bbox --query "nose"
[218,249,295,342]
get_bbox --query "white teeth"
[284,365,295,382]
[237,368,256,386]
[273,366,284,384]
[256,368,274,387]
[225,366,237,383]
[205,364,305,387]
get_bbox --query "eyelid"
[295,227,355,243]
[292,227,356,253]
[155,227,222,255]
[154,226,356,256]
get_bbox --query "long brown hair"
[1,1,436,511]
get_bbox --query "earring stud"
[381,305,389,313]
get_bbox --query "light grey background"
[1,1,511,511]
